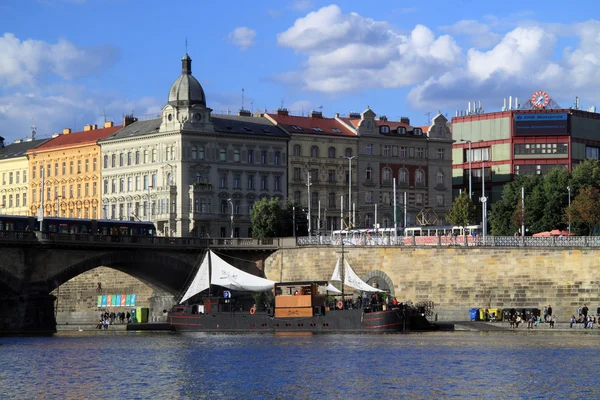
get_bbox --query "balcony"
[190,183,214,193]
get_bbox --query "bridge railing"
[296,235,600,247]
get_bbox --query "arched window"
[399,168,408,183]
[311,145,319,158]
[328,146,336,158]
[365,167,372,180]
[195,172,202,183]
[167,173,172,186]
[328,192,336,207]
[380,125,390,133]
[382,167,392,181]
[345,148,352,158]
[219,149,226,161]
[437,171,444,185]
[293,145,302,156]
[192,146,197,159]
[198,147,205,160]
[416,169,424,185]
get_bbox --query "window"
[143,175,148,190]
[69,161,74,174]
[516,143,568,156]
[436,194,444,206]
[85,183,90,196]
[311,191,318,206]
[32,190,36,203]
[294,191,301,204]
[365,167,372,180]
[437,171,444,185]
[248,175,255,189]
[198,147,205,160]
[9,172,13,184]
[47,164,51,177]
[383,145,391,157]
[23,193,27,206]
[192,146,197,159]
[103,156,108,168]
[416,148,424,159]
[54,163,58,177]
[294,168,302,181]
[261,175,268,190]
[8,194,12,207]
[365,191,373,203]
[415,193,423,205]
[328,192,336,208]
[398,127,406,135]
[466,147,491,162]
[416,169,425,185]
[234,149,240,162]
[399,168,408,183]
[33,166,36,179]
[382,167,392,181]
[127,178,132,192]
[345,148,352,158]
[166,173,172,186]
[219,148,226,162]
[152,149,156,162]
[23,171,27,183]
[144,150,148,163]
[15,194,20,207]
[437,148,445,160]
[328,147,336,158]
[69,184,74,198]
[93,158,97,171]
[127,152,132,165]
[274,176,281,191]
[293,145,301,156]
[85,159,89,172]
[119,179,125,192]
[380,125,390,133]
[194,173,202,183]
[414,128,423,136]
[274,151,281,165]
[233,174,240,189]
[311,146,319,157]
[111,155,116,168]
[151,173,157,187]
[328,169,336,183]
[135,151,140,164]
[261,150,267,164]
[93,182,97,196]
[247,149,254,163]
[310,168,318,182]
[365,144,373,155]
[136,176,141,190]
[16,171,20,184]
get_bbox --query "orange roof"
[30,125,123,152]
[266,113,356,137]
[418,125,430,133]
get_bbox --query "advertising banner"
[126,295,131,307]
[120,295,126,307]
[107,295,112,306]
[116,295,121,307]
[102,295,107,307]
[111,295,117,306]
[97,296,102,307]
[514,113,568,136]
[131,294,137,307]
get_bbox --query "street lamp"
[228,198,234,238]
[480,162,487,240]
[567,186,571,234]
[342,155,357,228]
[459,139,472,199]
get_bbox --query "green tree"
[489,175,541,235]
[566,186,600,235]
[250,198,305,238]
[446,192,476,235]
[570,159,600,193]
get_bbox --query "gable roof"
[212,114,288,138]
[99,119,162,141]
[266,113,356,137]
[0,138,50,160]
[340,117,413,130]
[31,125,123,152]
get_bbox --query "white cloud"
[227,27,257,50]
[0,33,119,87]
[276,5,461,93]
[442,20,501,48]
[291,0,313,11]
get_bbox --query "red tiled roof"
[265,113,356,137]
[418,125,430,133]
[30,125,123,152]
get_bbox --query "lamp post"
[292,205,296,238]
[147,185,153,222]
[567,186,571,234]
[460,139,472,199]
[343,155,357,228]
[228,198,234,238]
[480,162,487,240]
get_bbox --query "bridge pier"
[148,294,177,322]
[0,287,56,335]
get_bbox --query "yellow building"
[0,137,49,216]
[27,122,122,219]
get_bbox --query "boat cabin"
[274,281,328,318]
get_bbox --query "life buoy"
[337,301,343,310]
[250,307,256,315]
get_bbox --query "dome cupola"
[168,53,206,107]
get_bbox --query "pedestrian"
[547,305,553,321]
[570,315,576,328]
[543,306,548,322]
[583,304,589,319]
[126,311,131,323]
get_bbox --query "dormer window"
[291,125,303,130]
[331,128,342,133]
[398,127,406,135]
[414,128,422,136]
[380,125,390,134]
[312,127,323,132]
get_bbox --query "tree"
[250,198,305,238]
[489,175,541,235]
[566,186,600,236]
[446,192,476,236]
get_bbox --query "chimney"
[400,117,410,125]
[104,121,114,128]
[238,109,251,117]
[123,114,138,127]
[379,115,388,122]
[348,112,361,119]
[0,136,4,148]
[276,108,288,116]
[509,96,512,110]
[310,110,323,118]
[92,124,98,130]
[63,128,72,134]
[335,113,340,118]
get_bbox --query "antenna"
[280,98,285,109]
[185,37,188,53]
[424,111,431,125]
[241,88,245,110]
[31,124,37,140]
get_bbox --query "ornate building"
[265,110,358,233]
[0,136,49,216]
[99,53,289,237]
[27,123,121,219]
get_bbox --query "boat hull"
[168,308,433,333]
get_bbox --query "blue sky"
[1,0,600,143]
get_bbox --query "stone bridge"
[0,232,282,335]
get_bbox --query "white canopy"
[324,283,341,293]
[343,259,385,293]
[209,250,276,292]
[179,250,276,304]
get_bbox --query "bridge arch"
[0,268,20,295]
[363,270,395,297]
[46,250,199,296]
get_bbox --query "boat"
[167,249,435,333]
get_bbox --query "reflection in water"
[2,331,600,399]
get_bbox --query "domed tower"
[160,53,213,132]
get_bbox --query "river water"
[1,331,598,399]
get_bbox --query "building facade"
[27,123,122,219]
[0,137,49,216]
[99,53,289,237]
[338,110,453,228]
[265,110,358,233]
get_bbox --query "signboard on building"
[514,113,568,136]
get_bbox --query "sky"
[1,0,600,143]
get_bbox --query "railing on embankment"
[0,231,280,250]
[296,235,600,247]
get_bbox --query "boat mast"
[207,248,212,298]
[341,234,345,300]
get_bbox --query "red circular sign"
[531,90,549,108]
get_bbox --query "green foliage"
[446,191,476,229]
[250,197,307,238]
[566,186,600,236]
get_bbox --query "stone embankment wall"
[52,267,153,324]
[264,246,600,321]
